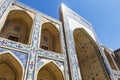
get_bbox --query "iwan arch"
[0,0,120,80]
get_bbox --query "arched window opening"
[0,53,23,80]
[0,10,33,44]
[40,23,61,53]
[37,62,64,80]
[73,28,109,80]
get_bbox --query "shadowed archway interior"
[0,10,33,44]
[104,48,118,70]
[40,22,61,53]
[37,62,64,80]
[0,53,23,80]
[73,28,109,80]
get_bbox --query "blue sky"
[18,0,120,50]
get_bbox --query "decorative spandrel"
[0,47,28,69]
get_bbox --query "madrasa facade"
[0,0,120,80]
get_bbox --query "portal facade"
[0,0,119,80]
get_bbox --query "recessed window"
[41,44,49,50]
[8,35,19,42]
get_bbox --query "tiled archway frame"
[60,4,115,80]
[34,56,64,80]
[0,48,28,80]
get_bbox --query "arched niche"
[40,22,61,53]
[103,48,118,70]
[0,10,33,44]
[37,62,64,80]
[0,52,23,80]
[113,50,120,70]
[73,28,109,80]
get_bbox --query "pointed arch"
[103,47,119,70]
[37,61,64,80]
[40,22,62,53]
[73,28,110,80]
[0,10,33,44]
[0,51,23,80]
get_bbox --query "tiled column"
[0,0,12,18]
[26,14,41,80]
[60,23,70,80]
[62,15,81,80]
[0,0,13,31]
[60,5,82,80]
